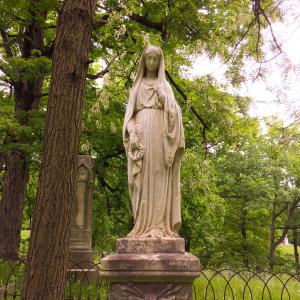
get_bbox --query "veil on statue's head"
[131,45,167,94]
[123,45,176,148]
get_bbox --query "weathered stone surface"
[69,228,92,249]
[103,45,200,299]
[101,237,200,296]
[116,237,185,254]
[102,252,200,272]
[68,155,95,277]
[109,282,192,300]
[124,45,184,238]
[101,251,200,283]
[68,249,94,269]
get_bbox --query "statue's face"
[145,53,160,73]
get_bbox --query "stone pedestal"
[100,237,200,299]
[68,155,98,280]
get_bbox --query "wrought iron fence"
[1,259,300,299]
[193,269,300,299]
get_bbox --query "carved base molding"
[101,237,200,300]
[109,282,192,300]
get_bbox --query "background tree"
[264,121,300,270]
[0,0,54,260]
[215,135,273,269]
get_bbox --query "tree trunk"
[241,208,249,269]
[22,0,96,299]
[293,229,300,273]
[269,195,300,271]
[0,152,28,260]
[0,80,43,261]
[269,201,276,271]
[0,1,46,261]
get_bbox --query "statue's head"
[144,45,162,74]
[131,45,165,90]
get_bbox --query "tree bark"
[293,229,300,273]
[0,152,28,260]
[269,200,277,271]
[22,0,96,299]
[241,207,249,269]
[269,194,300,270]
[0,1,46,261]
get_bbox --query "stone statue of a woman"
[123,45,185,238]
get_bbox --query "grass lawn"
[193,270,300,300]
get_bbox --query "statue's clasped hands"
[154,85,166,104]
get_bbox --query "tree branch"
[95,167,118,193]
[87,66,110,80]
[274,203,288,218]
[165,70,210,154]
[93,13,109,29]
[42,40,55,58]
[102,149,125,161]
[93,18,108,28]
[0,38,19,51]
[87,56,117,80]
[101,177,118,193]
[96,4,112,12]
[165,70,208,131]
[221,195,243,200]
[129,14,163,32]
[226,1,282,63]
[33,93,49,99]
[0,29,13,57]
[43,24,57,30]
[225,18,257,64]
[253,0,282,54]
[0,64,7,75]
[274,196,300,247]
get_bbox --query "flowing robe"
[123,78,185,238]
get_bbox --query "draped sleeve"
[163,81,185,167]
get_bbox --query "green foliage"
[181,151,225,265]
[81,77,131,254]
[3,57,51,82]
